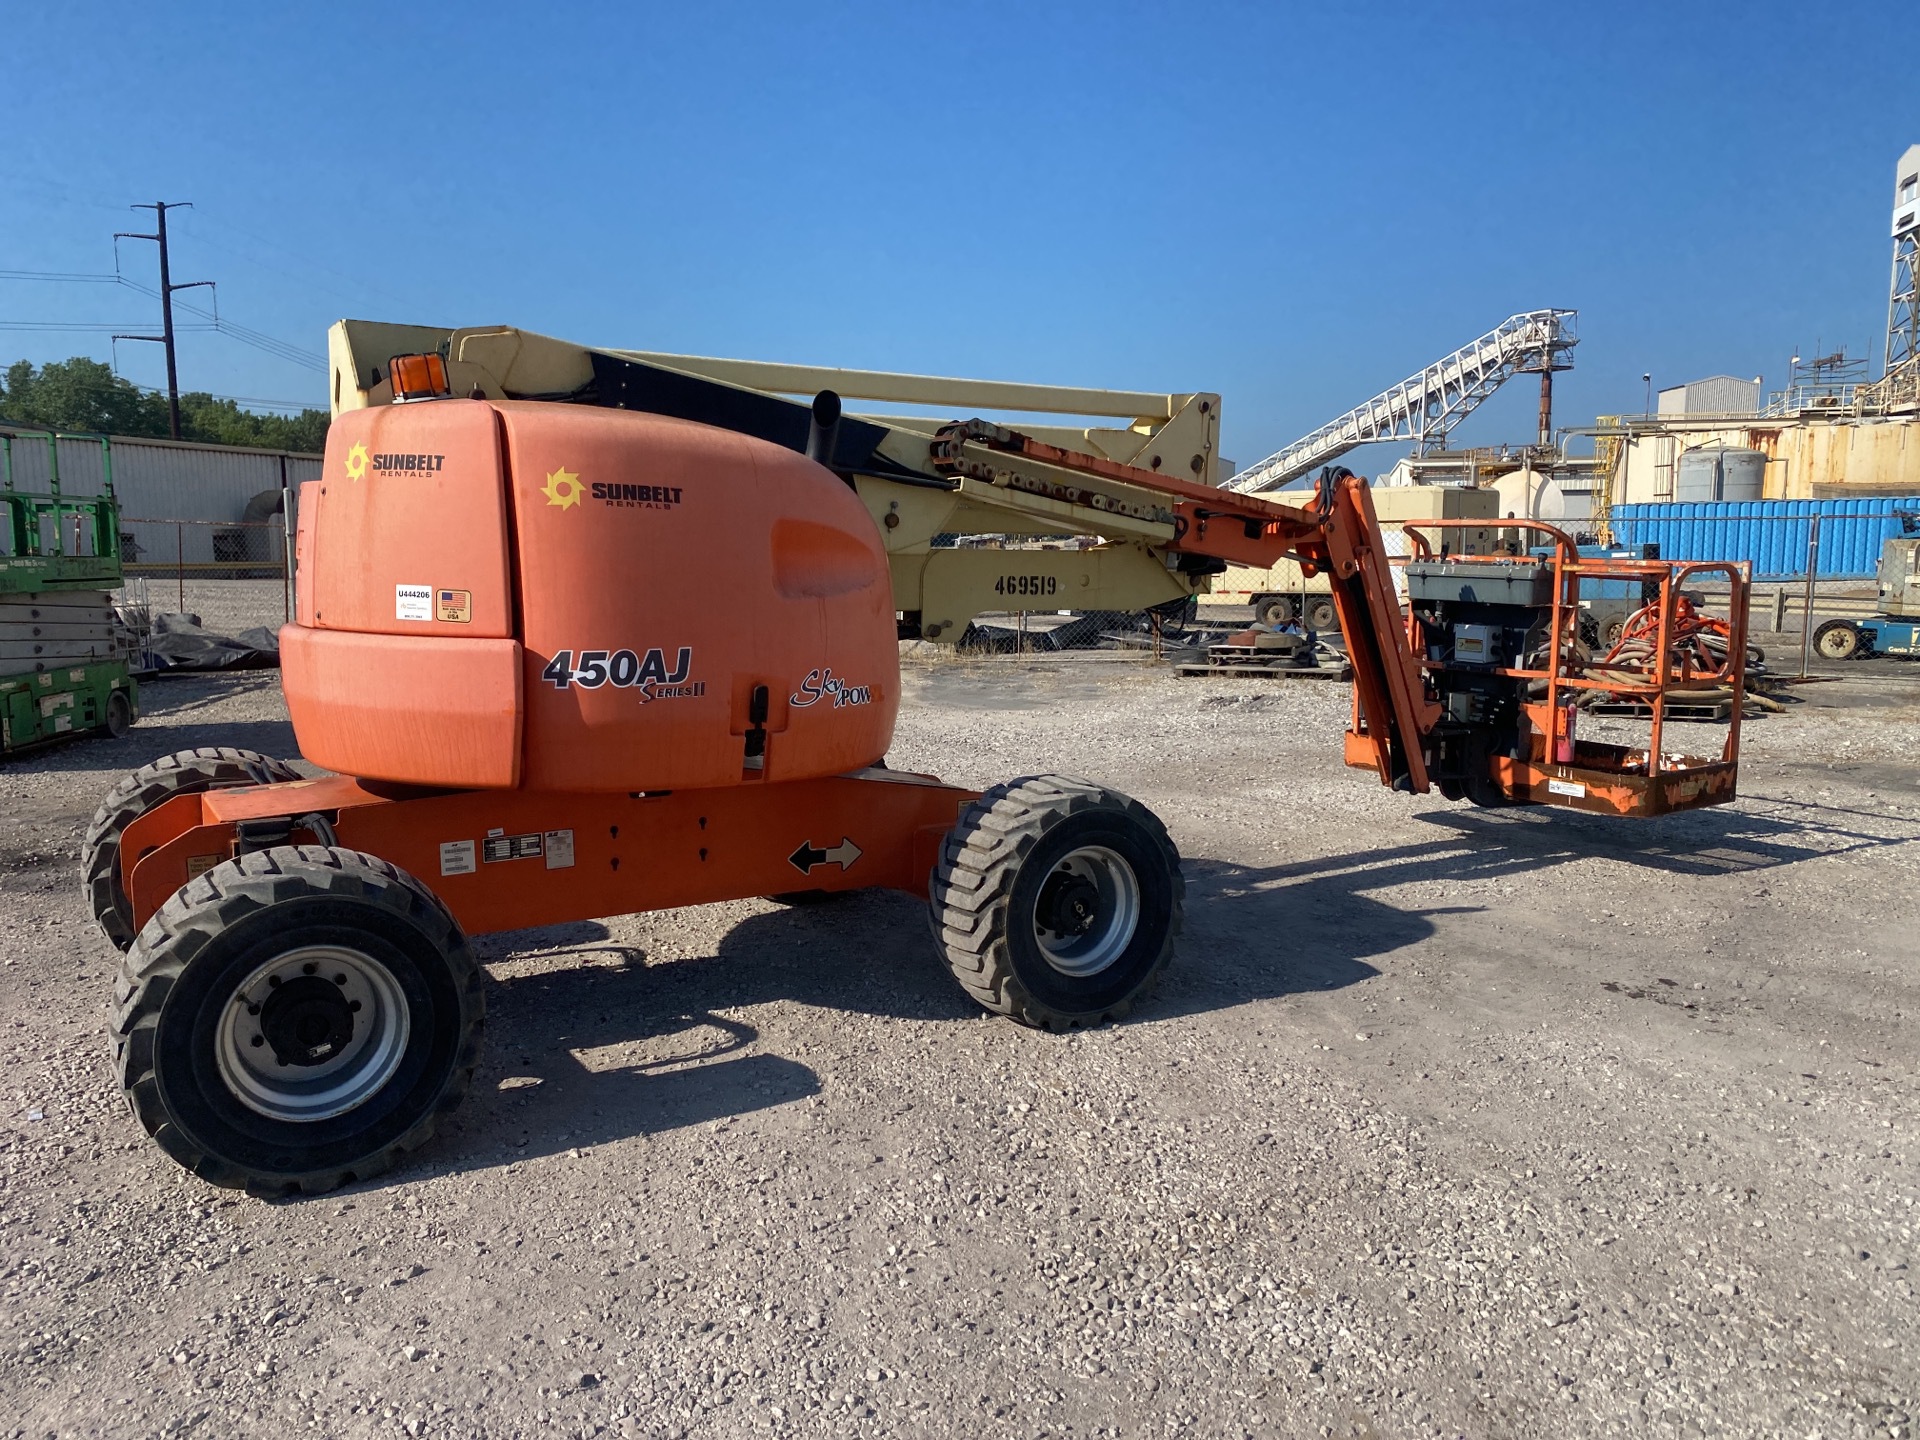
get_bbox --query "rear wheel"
[113,846,483,1196]
[930,776,1182,1029]
[1813,619,1863,661]
[102,690,134,739]
[1305,597,1338,632]
[82,747,302,952]
[1254,595,1295,627]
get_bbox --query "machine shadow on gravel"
[1144,857,1420,1020]
[415,892,971,1183]
[1411,796,1918,875]
[57,675,300,773]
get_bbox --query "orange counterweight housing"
[283,399,899,791]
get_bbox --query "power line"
[0,269,122,283]
[0,320,217,332]
[116,275,327,372]
[5,209,333,380]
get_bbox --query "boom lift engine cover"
[288,401,897,790]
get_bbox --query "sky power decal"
[789,667,874,709]
[541,647,701,703]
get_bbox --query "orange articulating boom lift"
[79,351,1746,1194]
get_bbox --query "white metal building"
[1,427,321,566]
[1656,376,1762,417]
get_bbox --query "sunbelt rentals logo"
[542,467,584,510]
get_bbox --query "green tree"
[1,357,328,452]
[0,357,168,437]
[177,393,330,452]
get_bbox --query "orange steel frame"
[1390,518,1750,816]
[119,769,979,937]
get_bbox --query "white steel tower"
[1888,144,1920,375]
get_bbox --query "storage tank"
[1675,444,1767,501]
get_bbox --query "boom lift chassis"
[84,340,1747,1194]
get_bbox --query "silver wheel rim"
[1032,845,1141,978]
[214,945,411,1123]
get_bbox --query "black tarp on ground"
[140,612,280,672]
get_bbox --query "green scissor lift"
[1,429,139,756]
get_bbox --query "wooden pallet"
[1586,698,1734,722]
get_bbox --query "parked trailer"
[1200,483,1501,626]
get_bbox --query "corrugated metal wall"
[1610,497,1920,579]
[3,430,321,565]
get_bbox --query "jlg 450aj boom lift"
[81,344,1747,1194]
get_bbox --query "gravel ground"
[1,654,1917,1440]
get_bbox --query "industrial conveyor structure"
[1228,309,1578,494]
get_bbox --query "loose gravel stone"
[0,651,1915,1437]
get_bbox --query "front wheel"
[1813,619,1863,661]
[930,776,1182,1030]
[113,846,484,1196]
[82,747,302,952]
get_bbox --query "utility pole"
[114,201,213,440]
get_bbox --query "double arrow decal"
[787,837,863,875]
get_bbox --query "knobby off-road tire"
[113,845,484,1197]
[82,747,302,952]
[930,776,1183,1030]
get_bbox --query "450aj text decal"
[542,647,704,703]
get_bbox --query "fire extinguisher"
[1553,699,1578,765]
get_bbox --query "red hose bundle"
[1599,593,1748,681]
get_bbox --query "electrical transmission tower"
[114,201,213,439]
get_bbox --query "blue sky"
[2,1,1913,471]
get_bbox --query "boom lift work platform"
[80,330,1745,1195]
